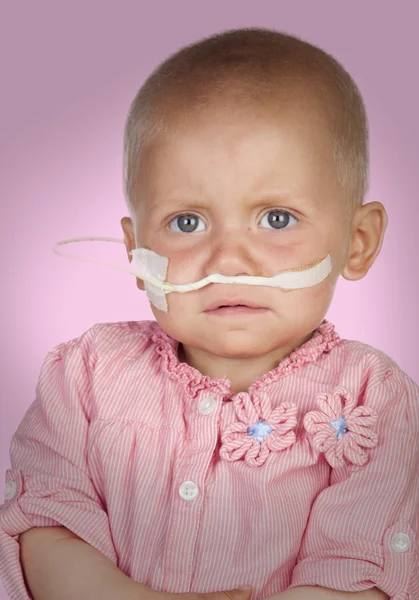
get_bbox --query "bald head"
[123,28,368,216]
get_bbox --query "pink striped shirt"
[1,319,418,599]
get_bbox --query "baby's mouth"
[204,303,270,316]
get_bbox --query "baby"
[1,27,418,600]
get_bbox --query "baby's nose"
[205,235,260,278]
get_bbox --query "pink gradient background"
[0,2,418,595]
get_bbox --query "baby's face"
[129,96,353,361]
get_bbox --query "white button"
[391,533,411,553]
[179,481,199,501]
[198,396,217,415]
[4,480,17,501]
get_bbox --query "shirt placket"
[161,391,222,592]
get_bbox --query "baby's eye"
[260,210,299,230]
[168,214,206,233]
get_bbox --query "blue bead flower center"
[247,420,273,443]
[329,415,348,440]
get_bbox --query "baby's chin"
[160,314,316,358]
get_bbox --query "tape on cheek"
[145,282,169,312]
[131,248,333,313]
[132,248,170,312]
[51,237,173,313]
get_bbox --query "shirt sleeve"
[0,327,117,600]
[289,371,419,599]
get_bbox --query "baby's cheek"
[166,253,200,285]
[308,278,337,315]
[150,302,185,342]
[283,278,335,315]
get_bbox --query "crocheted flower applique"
[219,390,298,467]
[303,386,378,468]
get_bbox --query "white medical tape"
[53,236,332,313]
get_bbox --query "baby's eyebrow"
[149,198,210,213]
[148,193,315,214]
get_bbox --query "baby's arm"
[0,330,132,599]
[266,586,388,598]
[19,526,161,600]
[20,525,256,600]
[284,373,419,598]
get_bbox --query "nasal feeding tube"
[53,236,333,313]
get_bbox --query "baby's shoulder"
[89,319,159,353]
[51,320,161,365]
[337,337,402,378]
[333,337,418,409]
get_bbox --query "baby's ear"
[120,216,145,291]
[341,201,388,281]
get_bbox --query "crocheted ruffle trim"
[150,319,341,399]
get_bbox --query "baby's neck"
[178,331,313,395]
